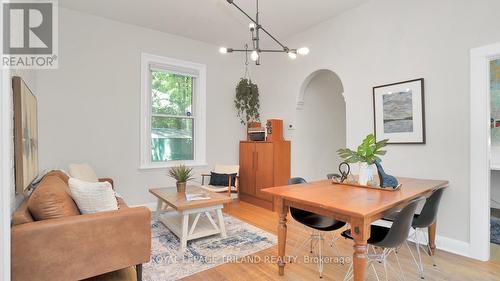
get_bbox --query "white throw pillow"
[69,163,99,182]
[68,177,118,214]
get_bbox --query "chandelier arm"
[259,49,289,53]
[228,0,288,51]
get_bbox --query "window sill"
[139,162,208,171]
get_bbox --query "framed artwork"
[373,78,425,144]
[13,76,39,194]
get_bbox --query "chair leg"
[393,250,406,281]
[290,229,314,263]
[419,228,437,267]
[406,241,422,277]
[382,249,389,281]
[343,262,353,281]
[369,260,381,281]
[136,264,142,281]
[318,233,324,278]
[415,230,425,279]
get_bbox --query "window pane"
[151,71,193,116]
[151,117,193,162]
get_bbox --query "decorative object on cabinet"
[167,164,194,193]
[374,159,399,188]
[373,78,426,144]
[234,78,260,125]
[266,119,284,141]
[337,134,388,186]
[247,127,266,141]
[13,76,39,194]
[239,140,290,210]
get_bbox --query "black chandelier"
[219,0,309,65]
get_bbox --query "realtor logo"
[2,0,58,69]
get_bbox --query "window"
[140,53,206,169]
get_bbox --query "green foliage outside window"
[151,71,194,162]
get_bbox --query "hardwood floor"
[183,201,500,281]
[100,200,500,281]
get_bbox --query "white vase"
[358,162,374,185]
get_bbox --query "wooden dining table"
[262,177,449,281]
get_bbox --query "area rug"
[491,216,500,245]
[143,214,277,281]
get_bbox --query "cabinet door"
[255,143,274,201]
[239,142,256,196]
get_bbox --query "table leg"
[277,199,289,276]
[216,208,227,238]
[352,240,368,281]
[351,221,370,281]
[428,222,437,255]
[180,213,189,252]
[155,199,163,220]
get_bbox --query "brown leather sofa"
[11,171,151,281]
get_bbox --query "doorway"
[470,42,500,261]
[293,69,345,180]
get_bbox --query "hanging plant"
[234,78,260,125]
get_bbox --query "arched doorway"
[293,69,346,180]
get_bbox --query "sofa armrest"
[11,207,151,281]
[99,177,114,188]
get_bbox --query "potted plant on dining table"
[168,164,194,193]
[337,134,389,185]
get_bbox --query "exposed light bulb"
[219,47,228,54]
[250,50,259,61]
[249,22,256,31]
[297,47,310,55]
[288,51,297,60]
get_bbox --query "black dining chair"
[341,197,425,281]
[288,177,346,278]
[383,187,445,279]
[326,173,338,180]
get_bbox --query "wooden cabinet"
[239,141,291,210]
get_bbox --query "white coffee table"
[149,186,231,252]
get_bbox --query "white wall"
[253,0,500,246]
[293,70,345,180]
[35,8,246,206]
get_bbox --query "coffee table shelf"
[149,186,231,252]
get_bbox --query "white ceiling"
[59,0,367,48]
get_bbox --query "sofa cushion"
[28,175,81,221]
[68,178,118,214]
[69,163,99,182]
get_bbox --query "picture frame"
[373,78,425,144]
[13,76,39,194]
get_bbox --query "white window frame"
[140,53,207,169]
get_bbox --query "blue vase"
[374,160,398,188]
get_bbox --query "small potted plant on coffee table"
[168,164,194,193]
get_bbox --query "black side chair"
[326,173,337,180]
[383,187,445,279]
[341,197,425,281]
[288,177,346,278]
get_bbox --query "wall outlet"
[287,123,295,130]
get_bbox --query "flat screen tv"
[13,76,39,193]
